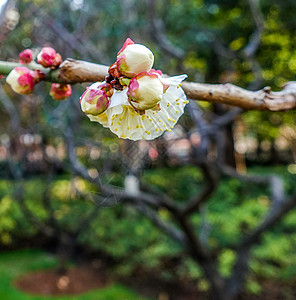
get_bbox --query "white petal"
[109,89,129,108]
[85,74,188,141]
[160,74,188,86]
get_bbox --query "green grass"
[0,249,149,300]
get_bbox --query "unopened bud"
[80,87,110,115]
[50,83,72,100]
[6,67,36,95]
[116,38,154,78]
[19,49,33,64]
[127,71,164,111]
[37,47,62,68]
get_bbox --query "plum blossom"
[82,75,188,140]
[80,38,188,141]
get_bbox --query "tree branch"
[1,59,296,111]
[181,163,218,216]
[226,194,296,298]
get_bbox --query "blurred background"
[0,0,296,299]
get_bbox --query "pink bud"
[50,83,72,101]
[80,86,110,115]
[6,67,36,95]
[19,49,33,64]
[116,38,154,78]
[37,47,62,68]
[127,71,164,111]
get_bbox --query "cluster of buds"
[81,38,168,117]
[6,47,71,101]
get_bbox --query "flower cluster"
[6,47,71,101]
[80,38,188,141]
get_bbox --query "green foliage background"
[0,165,296,295]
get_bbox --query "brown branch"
[1,59,296,111]
[58,59,109,84]
[58,60,296,111]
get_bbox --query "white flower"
[85,75,188,141]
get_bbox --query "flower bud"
[6,67,36,95]
[116,38,154,78]
[127,72,164,111]
[50,83,72,100]
[80,87,110,115]
[37,47,62,68]
[19,49,33,64]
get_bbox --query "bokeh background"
[0,0,296,299]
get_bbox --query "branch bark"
[1,59,296,111]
